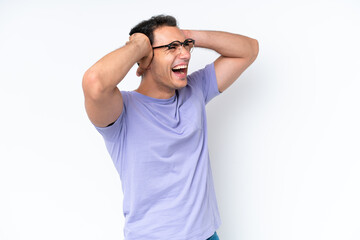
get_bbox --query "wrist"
[181,29,192,39]
[181,30,209,48]
[133,38,152,60]
[125,40,147,62]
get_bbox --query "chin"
[174,78,187,89]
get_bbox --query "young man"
[82,15,258,240]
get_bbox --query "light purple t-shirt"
[94,63,222,240]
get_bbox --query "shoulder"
[187,63,215,83]
[186,63,220,104]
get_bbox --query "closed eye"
[168,42,181,49]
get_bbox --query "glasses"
[152,38,195,53]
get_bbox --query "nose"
[178,45,191,59]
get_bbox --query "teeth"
[172,65,187,70]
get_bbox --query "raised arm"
[182,30,259,93]
[82,33,153,127]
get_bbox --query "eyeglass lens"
[170,40,194,52]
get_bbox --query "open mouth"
[171,64,188,79]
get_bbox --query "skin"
[82,25,259,127]
[135,26,191,99]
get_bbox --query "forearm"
[183,30,258,59]
[83,42,143,94]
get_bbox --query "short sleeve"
[93,91,127,142]
[187,62,221,104]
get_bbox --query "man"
[82,15,258,240]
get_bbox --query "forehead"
[153,26,186,46]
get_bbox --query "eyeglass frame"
[152,38,195,53]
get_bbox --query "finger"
[136,66,145,77]
[137,52,153,76]
[180,29,190,38]
[136,68,141,77]
[143,51,154,69]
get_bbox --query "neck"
[135,77,175,99]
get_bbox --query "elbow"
[82,70,106,100]
[244,39,259,64]
[252,39,259,60]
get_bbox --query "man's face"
[147,26,191,92]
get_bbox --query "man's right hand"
[128,33,153,77]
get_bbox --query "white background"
[1,0,359,239]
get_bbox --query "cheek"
[151,54,176,74]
